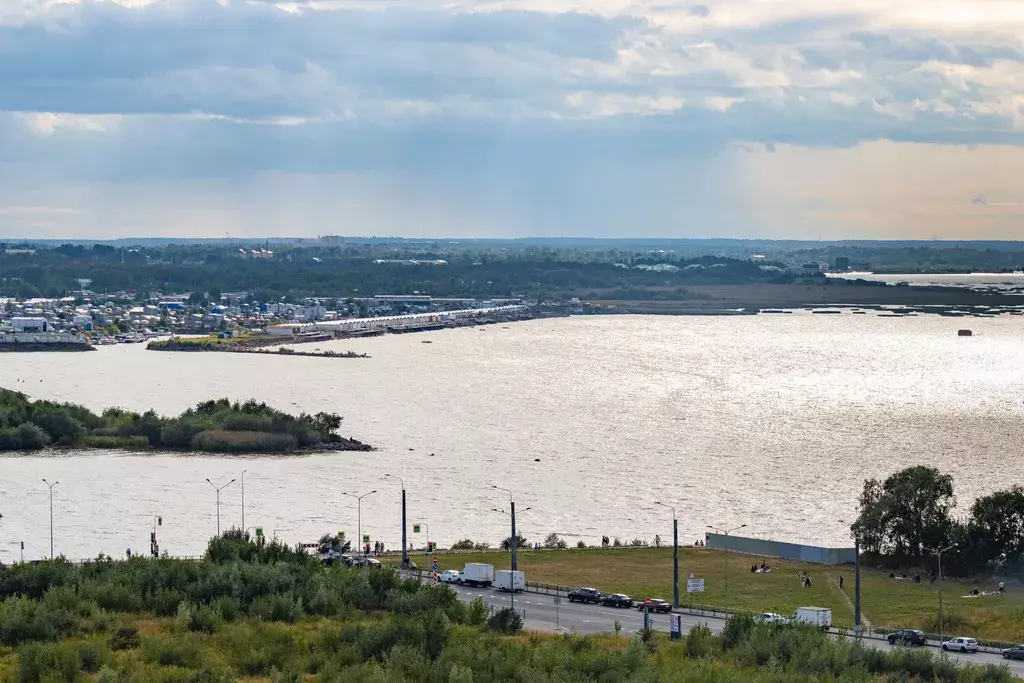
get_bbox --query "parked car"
[1002,644,1024,660]
[568,587,602,604]
[438,569,463,584]
[942,637,979,653]
[756,612,791,625]
[636,598,672,613]
[887,629,927,646]
[362,558,383,568]
[600,593,633,608]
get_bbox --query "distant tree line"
[0,389,366,453]
[852,465,1024,577]
[0,243,794,301]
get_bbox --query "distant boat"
[422,340,432,344]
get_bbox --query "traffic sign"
[413,524,421,534]
[362,534,370,544]
[337,531,346,541]
[689,573,694,580]
[255,527,263,538]
[687,578,705,593]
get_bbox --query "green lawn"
[391,547,1024,642]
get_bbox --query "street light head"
[228,479,236,485]
[206,478,212,483]
[740,524,747,528]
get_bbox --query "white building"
[12,317,47,332]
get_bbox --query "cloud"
[1,0,1024,238]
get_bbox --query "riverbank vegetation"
[0,533,1010,682]
[0,389,370,453]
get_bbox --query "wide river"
[1,313,1022,563]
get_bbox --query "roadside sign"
[255,527,263,538]
[337,531,345,541]
[553,597,561,605]
[689,573,694,580]
[413,524,421,534]
[362,534,370,544]
[687,578,705,593]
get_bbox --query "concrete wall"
[0,332,87,344]
[705,533,856,565]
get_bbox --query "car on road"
[887,629,927,646]
[438,569,463,584]
[1002,645,1024,660]
[756,612,791,625]
[600,593,633,608]
[636,598,672,613]
[942,637,979,653]
[568,587,603,604]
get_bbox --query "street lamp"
[343,490,377,554]
[708,523,746,613]
[206,478,236,536]
[241,470,247,534]
[493,485,523,571]
[656,501,679,608]
[928,543,957,643]
[385,474,408,567]
[42,479,58,560]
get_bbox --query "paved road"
[445,584,1023,677]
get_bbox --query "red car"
[636,598,672,613]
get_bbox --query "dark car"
[600,593,633,608]
[887,629,927,646]
[568,587,602,604]
[1002,645,1024,660]
[637,598,672,613]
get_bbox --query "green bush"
[78,642,105,673]
[16,641,82,683]
[108,624,140,651]
[486,607,522,635]
[465,597,488,626]
[0,597,61,645]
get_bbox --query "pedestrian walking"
[839,576,844,589]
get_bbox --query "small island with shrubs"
[0,389,372,454]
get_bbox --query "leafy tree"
[968,486,1024,573]
[852,466,956,563]
[543,533,567,549]
[500,534,528,551]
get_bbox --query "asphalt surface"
[443,583,1024,677]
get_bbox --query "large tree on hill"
[852,465,955,563]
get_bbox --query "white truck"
[461,563,495,587]
[794,607,832,630]
[494,569,526,592]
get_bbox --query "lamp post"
[205,478,235,536]
[241,470,247,534]
[493,485,521,571]
[656,501,679,608]
[708,523,746,613]
[385,474,408,567]
[42,479,58,560]
[343,490,377,554]
[929,543,957,643]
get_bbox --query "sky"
[0,0,1022,240]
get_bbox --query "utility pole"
[206,478,236,536]
[493,486,521,570]
[708,523,746,613]
[656,501,679,608]
[42,479,58,560]
[385,474,407,567]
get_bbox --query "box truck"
[461,563,495,587]
[494,569,526,592]
[795,607,832,629]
